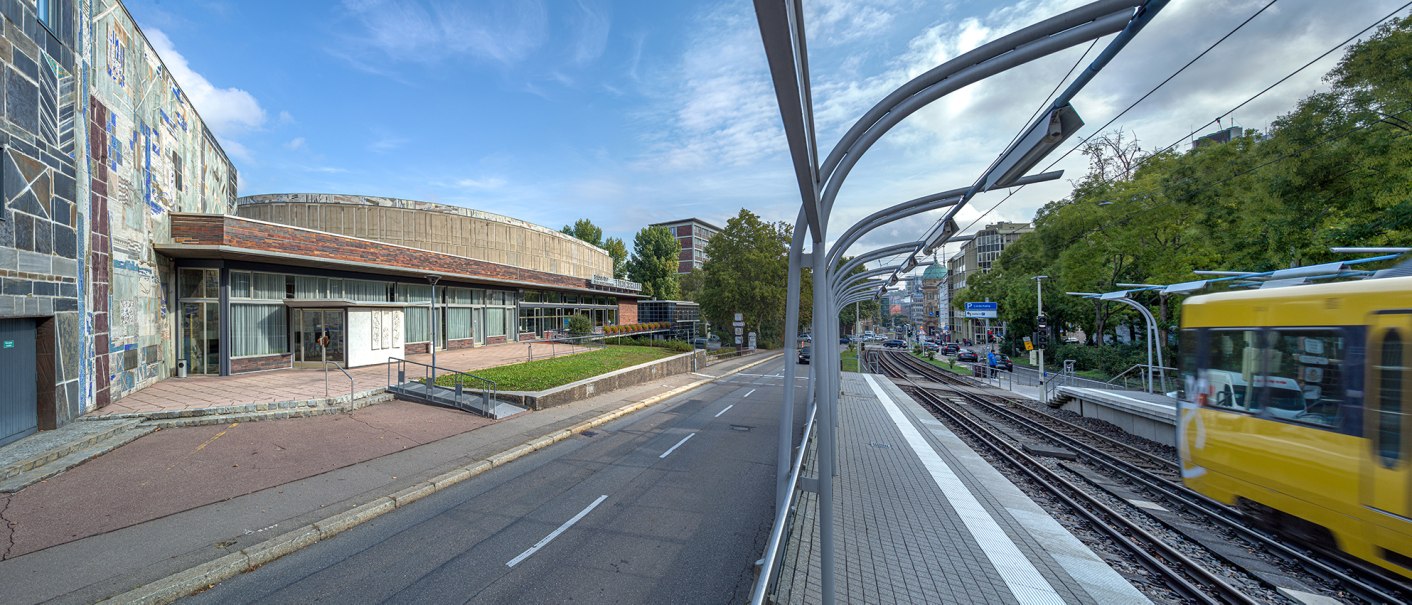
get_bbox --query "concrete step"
[82,387,391,421]
[0,424,157,493]
[148,392,396,429]
[0,418,145,483]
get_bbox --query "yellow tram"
[1179,275,1412,579]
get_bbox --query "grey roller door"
[0,318,38,447]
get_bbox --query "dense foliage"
[628,225,682,300]
[957,17,1412,369]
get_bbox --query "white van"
[1203,369,1304,417]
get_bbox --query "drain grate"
[581,431,598,437]
[730,425,753,432]
[869,442,892,449]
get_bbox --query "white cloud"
[570,0,611,65]
[284,137,306,151]
[454,177,507,190]
[335,0,549,67]
[146,28,266,137]
[278,110,296,125]
[367,133,409,153]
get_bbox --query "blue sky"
[127,0,1410,265]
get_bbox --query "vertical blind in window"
[446,308,473,340]
[405,307,430,343]
[231,303,287,357]
[487,308,506,337]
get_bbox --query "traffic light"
[1036,314,1048,329]
[1036,330,1049,346]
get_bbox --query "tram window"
[1269,329,1345,428]
[1179,330,1199,401]
[1376,330,1403,466]
[1207,330,1262,411]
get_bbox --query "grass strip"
[435,345,674,392]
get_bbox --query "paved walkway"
[0,352,775,604]
[772,372,1147,604]
[92,341,590,417]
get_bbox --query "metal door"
[1366,315,1411,518]
[0,319,38,447]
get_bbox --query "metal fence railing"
[750,404,818,605]
[386,357,499,418]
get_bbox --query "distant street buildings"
[945,221,1033,343]
[649,218,721,274]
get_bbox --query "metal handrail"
[324,361,354,403]
[386,356,499,418]
[1107,363,1179,392]
[750,402,818,605]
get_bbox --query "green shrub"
[568,314,593,335]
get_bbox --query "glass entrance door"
[295,309,346,367]
[181,302,220,374]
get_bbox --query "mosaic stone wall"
[0,0,84,426]
[87,1,236,402]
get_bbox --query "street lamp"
[1034,275,1048,385]
[427,275,441,387]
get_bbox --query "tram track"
[871,349,1410,605]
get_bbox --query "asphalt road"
[185,357,805,604]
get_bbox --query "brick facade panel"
[170,215,616,293]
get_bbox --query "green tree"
[603,237,629,279]
[561,219,604,248]
[628,226,681,300]
[699,209,792,345]
[678,268,706,302]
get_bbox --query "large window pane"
[231,272,252,298]
[180,269,208,299]
[446,308,472,340]
[231,303,287,357]
[405,306,430,343]
[252,273,285,300]
[398,284,432,304]
[1268,329,1346,427]
[294,276,326,299]
[345,279,389,302]
[487,308,506,337]
[1207,330,1262,411]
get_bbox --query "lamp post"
[1035,275,1048,385]
[427,275,440,386]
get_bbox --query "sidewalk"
[0,351,778,605]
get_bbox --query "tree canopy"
[700,209,795,345]
[956,16,1412,367]
[628,226,681,300]
[561,219,603,248]
[603,237,629,279]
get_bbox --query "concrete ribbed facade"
[234,194,612,279]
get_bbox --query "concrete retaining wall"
[494,350,707,410]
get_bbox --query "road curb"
[98,352,782,605]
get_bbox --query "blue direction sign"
[963,302,998,318]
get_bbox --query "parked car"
[692,335,723,351]
[798,345,812,364]
[993,353,1013,372]
[840,336,851,345]
[956,349,978,362]
[922,342,940,352]
[884,339,906,349]
[942,343,960,355]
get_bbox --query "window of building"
[446,307,473,341]
[230,303,287,357]
[487,308,506,338]
[405,306,430,343]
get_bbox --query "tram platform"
[1052,386,1177,446]
[771,372,1149,604]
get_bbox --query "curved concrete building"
[235,194,612,280]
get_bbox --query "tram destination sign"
[964,302,998,319]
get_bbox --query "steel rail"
[871,353,1245,604]
[886,351,1410,604]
